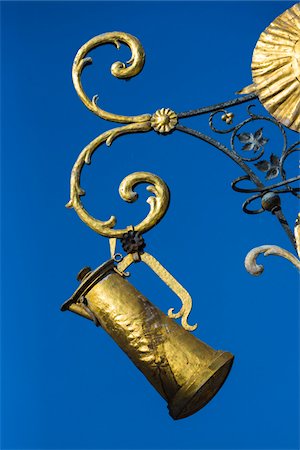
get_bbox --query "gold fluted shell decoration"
[251,3,300,132]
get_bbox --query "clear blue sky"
[1,1,299,449]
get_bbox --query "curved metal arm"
[72,31,151,124]
[66,123,170,237]
[245,245,300,276]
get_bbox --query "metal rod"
[274,209,296,250]
[177,93,258,119]
[175,124,264,188]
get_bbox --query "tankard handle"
[117,251,197,332]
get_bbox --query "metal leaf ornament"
[255,153,282,180]
[237,128,269,152]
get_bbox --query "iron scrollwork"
[176,101,300,249]
[174,98,300,273]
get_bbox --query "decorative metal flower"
[237,128,269,152]
[121,230,146,254]
[151,108,178,134]
[255,153,282,180]
[221,112,234,124]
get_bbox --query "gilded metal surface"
[240,4,300,132]
[221,112,234,124]
[116,253,134,273]
[151,108,178,134]
[141,253,197,331]
[109,237,117,259]
[72,31,150,124]
[67,152,170,238]
[69,31,172,237]
[116,252,197,331]
[62,262,233,420]
[237,84,256,95]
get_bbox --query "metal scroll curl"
[245,245,300,276]
[72,31,151,124]
[68,31,172,237]
[66,124,170,238]
[244,213,300,276]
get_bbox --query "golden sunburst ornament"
[240,3,300,132]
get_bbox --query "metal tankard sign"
[62,4,300,420]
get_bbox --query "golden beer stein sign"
[61,259,233,420]
[62,4,300,420]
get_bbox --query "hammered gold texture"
[251,3,300,131]
[117,252,197,331]
[64,264,233,419]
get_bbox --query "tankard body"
[62,260,234,420]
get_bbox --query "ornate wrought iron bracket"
[66,5,300,335]
[175,97,299,251]
[62,4,300,420]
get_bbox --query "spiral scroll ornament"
[72,31,151,124]
[69,32,172,238]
